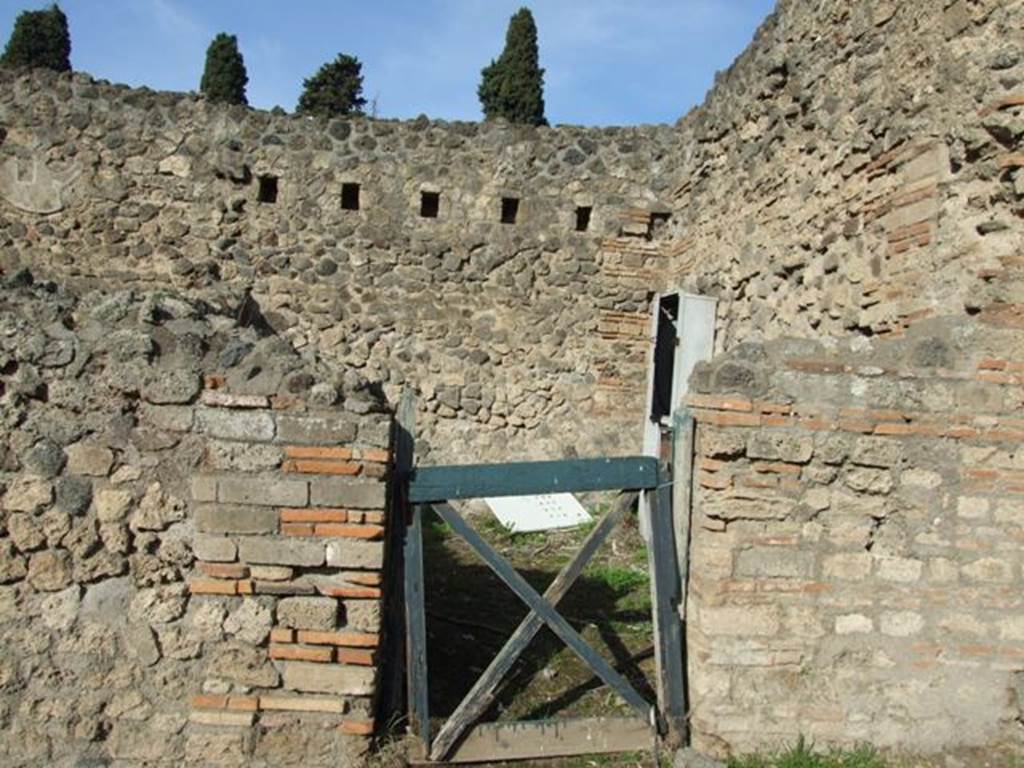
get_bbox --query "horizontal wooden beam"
[408,456,659,503]
[430,717,653,764]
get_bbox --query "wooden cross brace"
[428,493,651,760]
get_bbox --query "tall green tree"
[200,32,248,105]
[478,7,546,126]
[296,53,366,118]
[1,4,71,71]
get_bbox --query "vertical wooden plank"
[647,465,687,746]
[405,504,429,754]
[395,390,429,757]
[378,390,414,728]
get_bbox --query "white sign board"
[484,493,593,533]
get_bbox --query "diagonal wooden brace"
[429,492,638,760]
[431,502,653,724]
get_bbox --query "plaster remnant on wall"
[0,150,80,214]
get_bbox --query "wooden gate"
[393,392,688,764]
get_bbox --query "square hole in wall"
[420,191,440,218]
[501,197,519,225]
[575,205,592,232]
[341,182,361,211]
[257,175,278,204]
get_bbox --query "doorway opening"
[649,294,679,426]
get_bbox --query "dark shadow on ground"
[422,509,657,726]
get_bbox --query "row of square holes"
[256,175,594,231]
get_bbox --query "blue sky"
[0,1,775,126]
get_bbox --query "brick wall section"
[665,0,1023,353]
[0,285,393,767]
[184,379,391,754]
[592,210,673,417]
[683,316,1024,756]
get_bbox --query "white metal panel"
[485,494,593,533]
[640,292,717,543]
[671,293,718,409]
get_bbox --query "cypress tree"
[1,4,71,72]
[478,7,546,126]
[200,33,248,105]
[296,54,366,118]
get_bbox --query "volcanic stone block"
[277,597,337,630]
[282,661,375,696]
[27,550,73,592]
[65,442,114,477]
[142,368,201,405]
[8,514,45,551]
[196,408,275,442]
[194,535,238,563]
[206,441,283,472]
[746,432,814,463]
[197,505,277,535]
[276,414,358,445]
[851,437,903,468]
[736,547,815,579]
[325,540,385,570]
[55,476,92,516]
[3,477,53,513]
[343,599,382,633]
[140,404,194,432]
[190,476,217,503]
[95,488,133,523]
[357,420,391,448]
[309,478,384,509]
[218,477,308,507]
[239,538,324,567]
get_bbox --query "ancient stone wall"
[1,0,1023,760]
[683,316,1024,756]
[0,67,682,463]
[2,1,1019,464]
[0,277,394,766]
[664,2,1024,753]
[666,0,1023,351]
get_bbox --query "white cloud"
[147,0,207,41]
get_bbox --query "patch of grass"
[482,748,665,768]
[475,512,514,539]
[587,564,649,596]
[424,516,453,545]
[728,738,890,768]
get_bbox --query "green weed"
[587,564,649,596]
[424,516,453,544]
[728,738,890,768]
